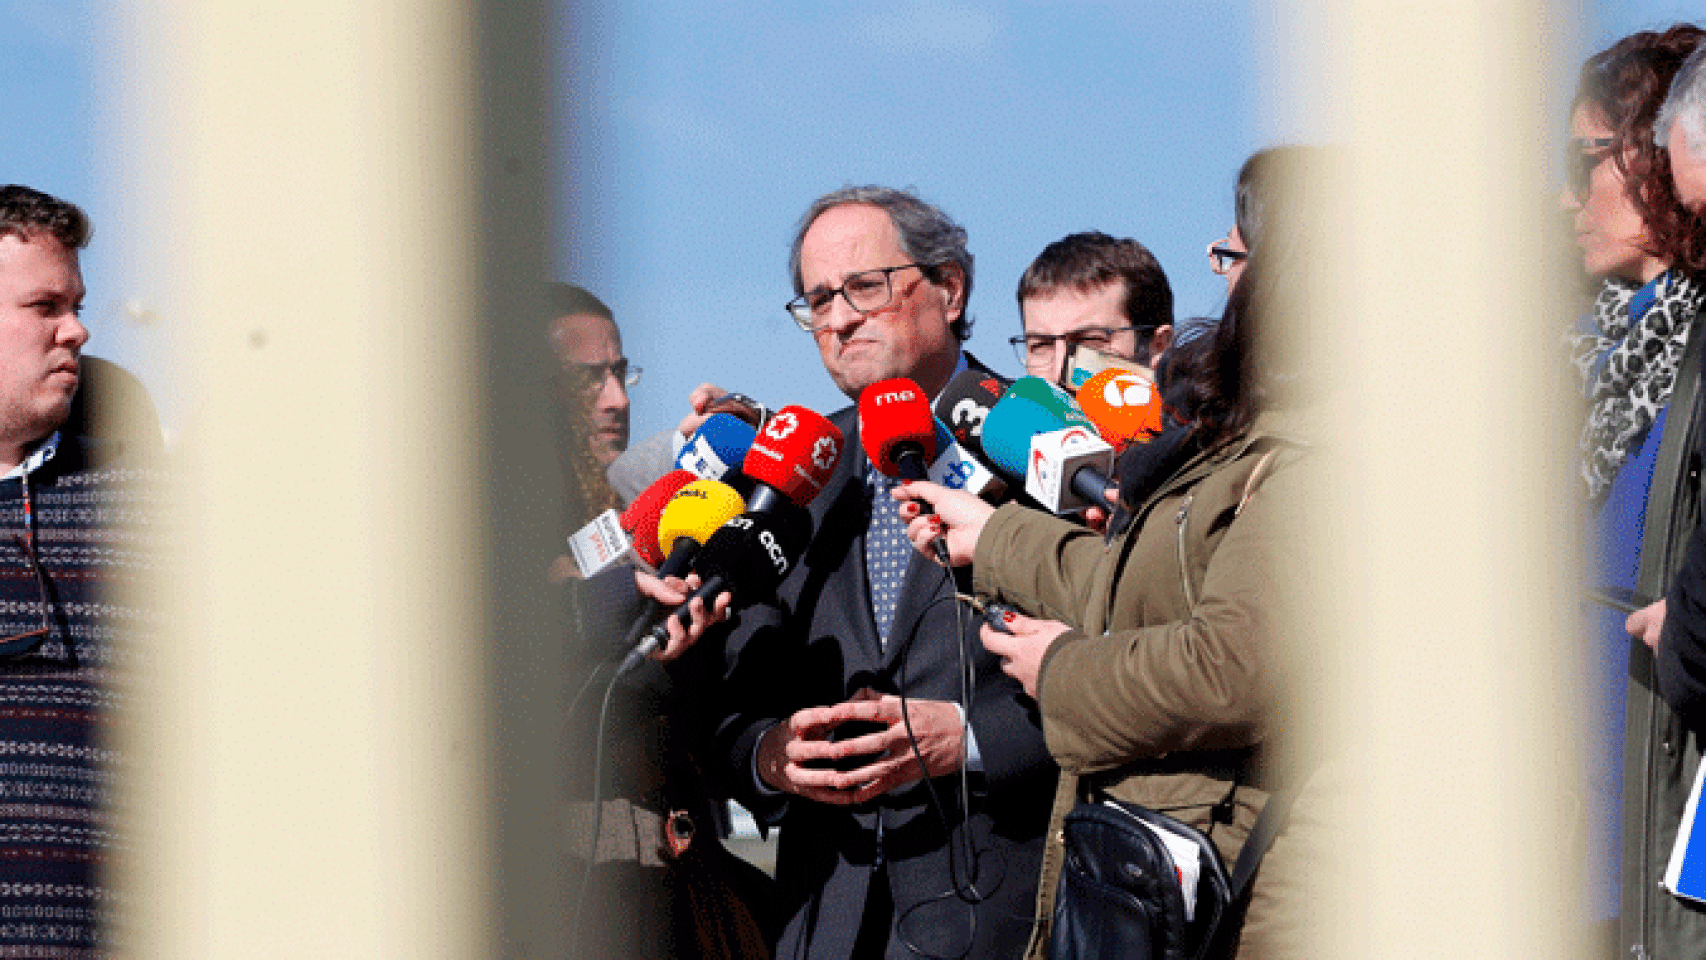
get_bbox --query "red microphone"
[740,404,845,513]
[1076,368,1167,451]
[858,377,937,481]
[621,469,698,568]
[859,377,951,565]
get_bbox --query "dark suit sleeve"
[702,600,794,824]
[1660,523,1706,720]
[967,674,1052,786]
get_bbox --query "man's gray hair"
[1657,43,1706,158]
[788,185,975,340]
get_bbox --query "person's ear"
[1148,324,1174,363]
[935,264,966,321]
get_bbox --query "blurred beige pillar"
[111,2,564,957]
[1270,1,1584,957]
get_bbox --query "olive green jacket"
[972,410,1310,958]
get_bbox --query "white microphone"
[1026,425,1115,513]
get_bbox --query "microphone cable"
[887,562,995,960]
[568,632,642,958]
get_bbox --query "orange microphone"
[1076,368,1167,451]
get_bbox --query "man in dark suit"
[690,186,1057,959]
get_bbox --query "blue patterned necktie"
[865,469,910,646]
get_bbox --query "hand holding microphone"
[894,480,995,567]
[632,569,734,662]
[621,403,842,671]
[624,505,814,670]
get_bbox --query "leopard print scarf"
[1570,270,1705,501]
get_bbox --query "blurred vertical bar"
[1267,0,1585,957]
[109,1,565,957]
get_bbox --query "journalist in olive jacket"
[970,409,1311,958]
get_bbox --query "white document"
[1103,800,1203,921]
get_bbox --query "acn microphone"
[621,505,813,672]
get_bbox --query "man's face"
[798,203,962,399]
[1669,119,1706,214]
[1020,280,1168,383]
[0,232,87,449]
[548,312,630,467]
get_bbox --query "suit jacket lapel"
[822,411,886,673]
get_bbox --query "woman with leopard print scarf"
[1561,24,1706,959]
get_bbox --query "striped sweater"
[0,434,159,958]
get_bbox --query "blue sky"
[3,0,1703,442]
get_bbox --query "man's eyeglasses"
[1565,136,1616,200]
[559,359,640,395]
[1009,326,1140,370]
[1206,239,1249,276]
[787,264,928,331]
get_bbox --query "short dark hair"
[1576,24,1706,273]
[547,282,613,321]
[0,185,91,249]
[1015,231,1174,339]
[789,185,975,340]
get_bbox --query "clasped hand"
[756,688,966,805]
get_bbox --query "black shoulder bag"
[1050,785,1296,960]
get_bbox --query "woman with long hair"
[892,156,1329,959]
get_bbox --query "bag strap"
[1228,780,1300,898]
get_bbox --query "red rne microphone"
[860,377,954,565]
[1077,368,1167,451]
[564,468,696,577]
[740,404,845,514]
[858,378,937,481]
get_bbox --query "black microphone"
[619,505,813,673]
[934,368,1012,463]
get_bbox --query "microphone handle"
[1070,466,1113,510]
[617,597,666,674]
[656,540,700,581]
[895,448,953,567]
[747,483,786,515]
[895,445,931,484]
[623,572,734,674]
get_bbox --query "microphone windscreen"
[857,378,937,478]
[619,469,696,568]
[1077,369,1167,450]
[1005,376,1094,428]
[741,404,845,506]
[935,369,1011,456]
[981,396,1067,479]
[696,505,814,598]
[656,479,746,558]
[675,413,758,481]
